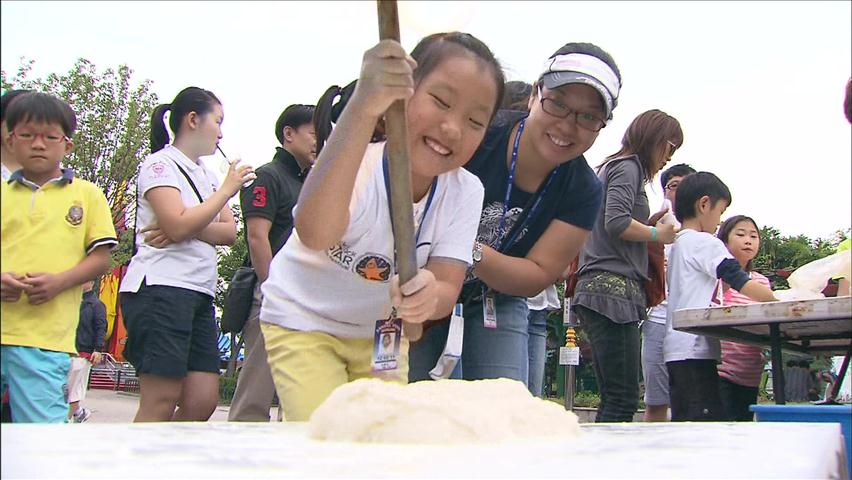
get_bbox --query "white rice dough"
[308,378,581,444]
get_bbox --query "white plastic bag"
[772,288,824,302]
[787,250,852,293]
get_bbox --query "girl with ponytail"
[120,87,255,422]
[259,32,505,421]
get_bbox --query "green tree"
[215,204,248,377]
[2,57,158,267]
[215,205,247,312]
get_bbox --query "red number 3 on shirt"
[252,186,267,207]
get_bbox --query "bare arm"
[474,220,588,297]
[619,219,676,244]
[424,258,467,320]
[738,279,778,303]
[245,216,274,283]
[144,186,235,244]
[295,99,376,250]
[295,40,416,251]
[196,204,237,246]
[143,159,252,244]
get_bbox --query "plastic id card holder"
[372,317,402,372]
[429,303,464,380]
[483,291,497,329]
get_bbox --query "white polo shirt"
[120,145,221,297]
[260,141,484,338]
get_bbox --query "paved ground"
[80,388,280,423]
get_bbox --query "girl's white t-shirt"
[260,141,485,338]
[120,145,221,297]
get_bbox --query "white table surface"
[1,421,847,479]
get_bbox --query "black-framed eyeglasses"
[665,180,680,191]
[537,86,606,132]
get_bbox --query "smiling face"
[406,53,498,188]
[522,83,603,168]
[7,120,72,183]
[725,219,761,266]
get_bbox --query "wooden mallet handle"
[376,0,422,341]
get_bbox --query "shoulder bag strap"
[170,160,204,204]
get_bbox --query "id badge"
[483,291,497,329]
[372,316,402,372]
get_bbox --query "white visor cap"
[540,53,621,121]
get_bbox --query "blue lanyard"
[382,147,438,248]
[494,119,558,253]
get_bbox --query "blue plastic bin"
[751,404,851,474]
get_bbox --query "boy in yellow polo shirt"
[1,92,117,423]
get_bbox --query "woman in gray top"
[571,109,682,422]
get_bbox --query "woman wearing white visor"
[409,43,621,384]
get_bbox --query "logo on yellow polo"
[65,201,84,226]
[354,254,392,282]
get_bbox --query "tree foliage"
[2,57,158,266]
[215,205,248,312]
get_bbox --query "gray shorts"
[642,320,670,406]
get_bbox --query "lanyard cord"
[382,147,438,265]
[494,119,558,253]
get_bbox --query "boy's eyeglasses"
[11,130,70,144]
[665,180,680,191]
[537,86,606,132]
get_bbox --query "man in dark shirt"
[229,104,316,422]
[67,280,107,422]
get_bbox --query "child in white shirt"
[259,32,504,421]
[664,172,775,421]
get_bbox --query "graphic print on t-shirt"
[327,241,357,270]
[477,201,526,248]
[354,253,392,282]
[465,201,526,282]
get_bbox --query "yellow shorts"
[260,323,409,422]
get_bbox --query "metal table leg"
[828,342,851,401]
[770,323,786,405]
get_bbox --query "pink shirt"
[717,271,771,387]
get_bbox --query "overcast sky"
[2,1,850,240]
